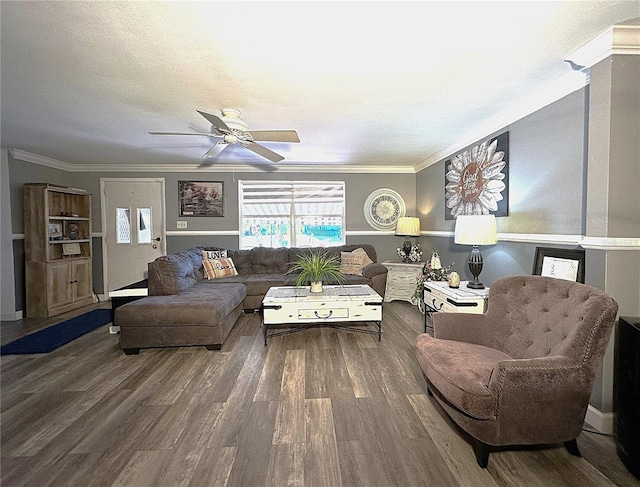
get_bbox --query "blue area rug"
[1,309,113,355]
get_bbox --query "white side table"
[422,281,490,333]
[382,261,423,303]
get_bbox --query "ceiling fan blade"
[149,131,217,137]
[242,141,284,163]
[197,110,231,133]
[203,140,230,159]
[247,130,300,143]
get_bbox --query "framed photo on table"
[48,222,63,240]
[533,247,585,283]
[62,242,82,256]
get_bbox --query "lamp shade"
[395,217,420,237]
[454,215,498,245]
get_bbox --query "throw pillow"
[202,249,227,260]
[203,257,238,279]
[353,247,374,267]
[340,248,374,276]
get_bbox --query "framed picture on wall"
[533,247,585,283]
[444,131,509,220]
[178,181,224,217]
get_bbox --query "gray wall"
[7,157,415,309]
[414,86,640,415]
[415,88,590,287]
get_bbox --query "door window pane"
[137,208,151,244]
[116,208,131,244]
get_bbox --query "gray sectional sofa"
[115,244,388,354]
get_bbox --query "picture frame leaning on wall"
[532,247,585,283]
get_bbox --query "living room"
[1,2,639,485]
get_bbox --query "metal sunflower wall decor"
[444,131,509,219]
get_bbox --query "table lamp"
[454,215,497,289]
[395,217,421,262]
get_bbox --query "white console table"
[422,281,490,334]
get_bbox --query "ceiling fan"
[149,108,300,163]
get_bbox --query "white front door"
[101,178,166,292]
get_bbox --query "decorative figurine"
[448,271,460,288]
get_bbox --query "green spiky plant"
[287,250,346,287]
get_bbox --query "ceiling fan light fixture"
[223,133,239,144]
[219,108,249,132]
[150,108,298,163]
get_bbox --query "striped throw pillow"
[203,257,238,279]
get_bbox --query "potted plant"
[287,250,345,293]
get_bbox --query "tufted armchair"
[415,275,618,467]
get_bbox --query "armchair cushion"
[416,334,513,419]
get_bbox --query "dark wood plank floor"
[1,301,638,486]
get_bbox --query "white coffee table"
[261,285,383,345]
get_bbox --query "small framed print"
[62,242,82,256]
[533,247,585,283]
[178,181,224,217]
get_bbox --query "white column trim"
[422,231,640,250]
[580,236,640,251]
[566,24,640,69]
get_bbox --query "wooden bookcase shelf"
[24,184,94,317]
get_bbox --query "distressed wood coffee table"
[261,285,383,345]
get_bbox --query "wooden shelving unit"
[24,183,94,317]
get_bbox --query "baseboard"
[1,309,23,321]
[585,404,615,435]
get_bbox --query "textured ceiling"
[1,1,638,172]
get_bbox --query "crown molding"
[72,163,416,174]
[8,149,415,174]
[566,24,640,69]
[8,149,75,171]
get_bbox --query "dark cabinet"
[616,316,640,479]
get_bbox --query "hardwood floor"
[1,301,638,486]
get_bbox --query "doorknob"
[154,237,161,242]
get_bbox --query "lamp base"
[467,245,485,289]
[467,278,485,290]
[402,237,412,263]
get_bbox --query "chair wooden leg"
[472,439,490,468]
[564,439,581,457]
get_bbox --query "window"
[116,207,131,244]
[137,208,152,244]
[117,207,153,245]
[239,180,346,249]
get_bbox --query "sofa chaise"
[115,244,388,354]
